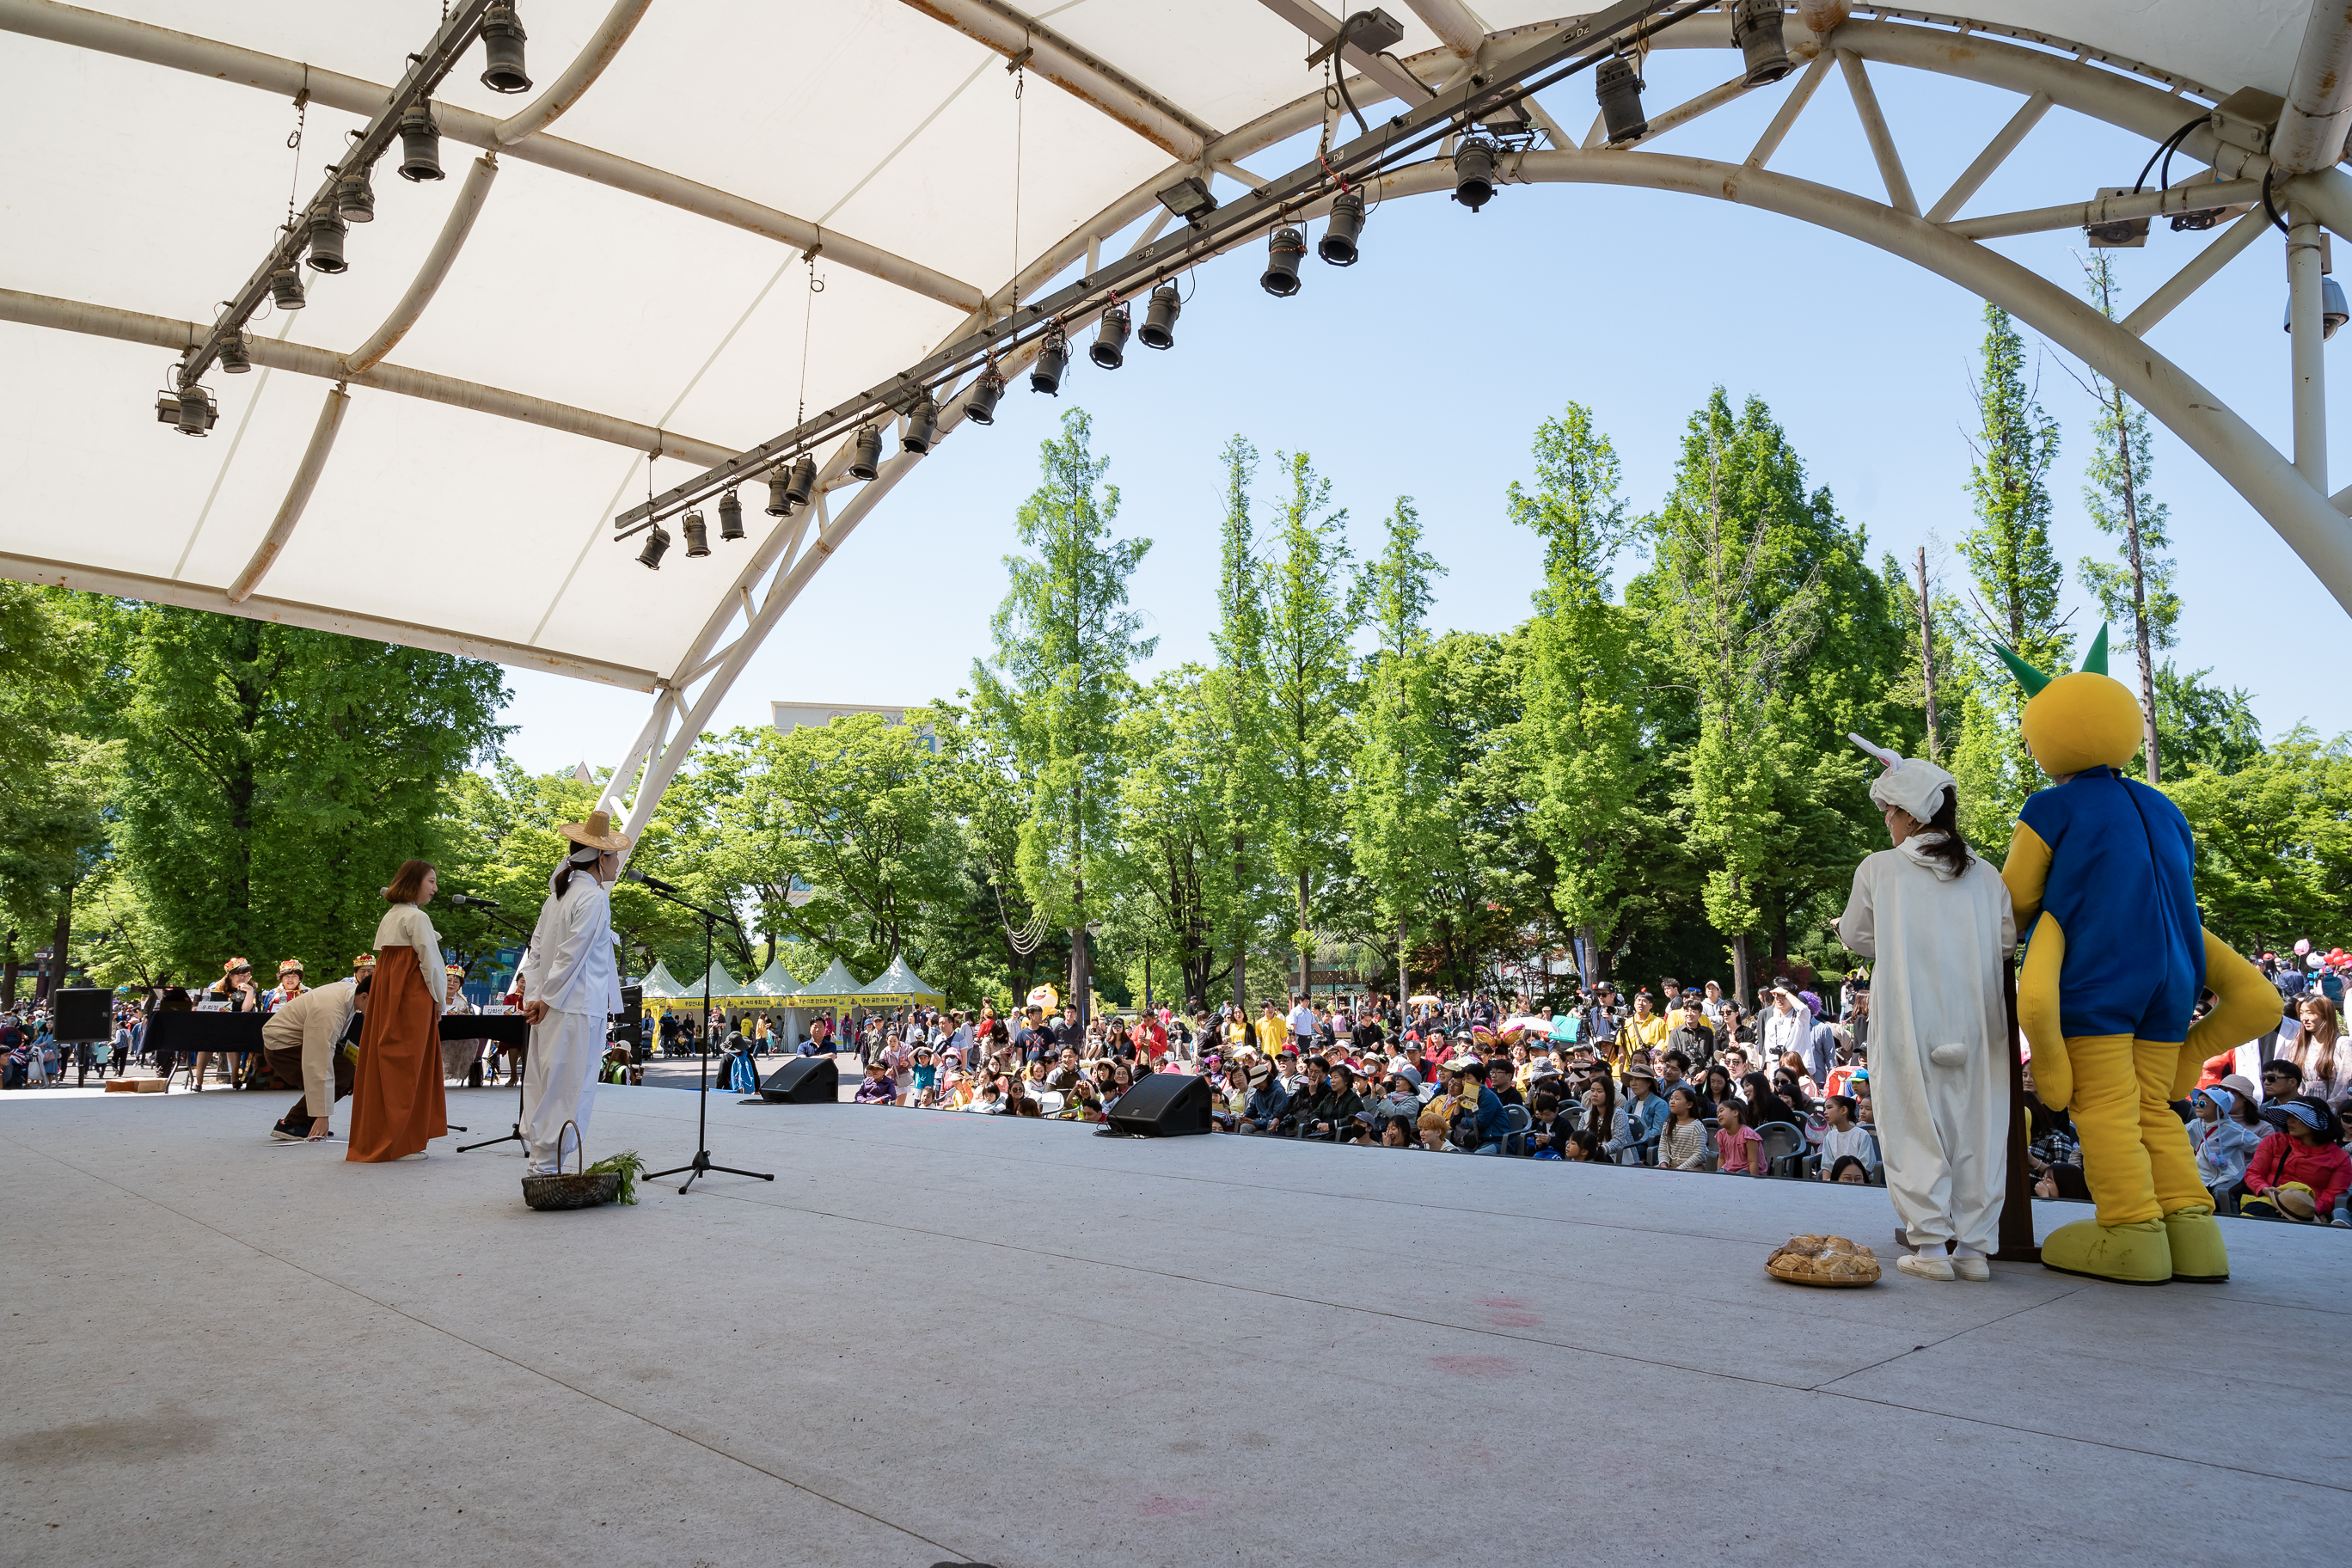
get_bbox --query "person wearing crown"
[1992,626,2279,1283]
[517,807,631,1176]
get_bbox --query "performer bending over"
[518,809,629,1174]
[1836,744,2015,1282]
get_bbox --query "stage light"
[1138,284,1181,349]
[901,393,937,454]
[1030,330,1069,395]
[398,101,444,182]
[848,424,882,480]
[963,371,1006,425]
[336,169,375,224]
[2283,274,2350,340]
[1320,192,1363,265]
[681,509,710,557]
[305,206,348,273]
[717,488,744,542]
[1090,305,1130,369]
[1730,0,1792,87]
[172,383,217,437]
[1155,175,1217,224]
[636,524,670,570]
[269,266,306,310]
[1453,138,1498,211]
[479,2,533,95]
[783,453,817,509]
[765,473,792,517]
[218,329,251,374]
[1261,226,1306,296]
[1596,55,1647,145]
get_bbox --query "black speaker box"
[757,1057,839,1104]
[52,987,112,1044]
[1100,1071,1212,1136]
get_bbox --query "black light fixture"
[1730,0,1792,87]
[1030,330,1069,395]
[336,169,375,224]
[783,453,817,509]
[398,101,444,182]
[717,488,745,542]
[269,266,306,310]
[1154,175,1217,224]
[765,473,793,516]
[1320,192,1363,265]
[1261,226,1306,295]
[173,383,217,437]
[1453,137,1498,211]
[1596,55,1647,145]
[963,369,1006,425]
[901,393,938,454]
[1090,304,1130,368]
[636,523,671,569]
[681,509,711,557]
[848,424,882,480]
[1138,284,1182,349]
[479,2,533,95]
[218,329,252,374]
[306,205,348,273]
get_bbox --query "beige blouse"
[371,903,446,1017]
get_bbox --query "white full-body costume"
[1835,752,2016,1254]
[518,856,622,1173]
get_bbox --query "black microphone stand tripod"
[455,905,542,1155]
[631,873,775,1194]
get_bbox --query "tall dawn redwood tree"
[971,407,1155,1020]
[1208,435,1279,1009]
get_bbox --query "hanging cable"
[1010,40,1028,306]
[283,76,310,233]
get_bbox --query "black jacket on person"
[1297,1086,1363,1136]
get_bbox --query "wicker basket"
[1764,1234,1881,1288]
[521,1121,617,1211]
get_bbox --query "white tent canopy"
[634,959,686,999]
[856,953,945,1006]
[6,2,2349,834]
[745,957,803,997]
[792,957,867,1007]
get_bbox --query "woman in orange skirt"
[347,859,448,1162]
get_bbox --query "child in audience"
[1715,1099,1766,1176]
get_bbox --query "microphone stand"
[633,876,775,1194]
[456,907,542,1155]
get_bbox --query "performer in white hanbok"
[1834,739,2016,1282]
[518,808,629,1174]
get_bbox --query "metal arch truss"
[605,7,2352,844]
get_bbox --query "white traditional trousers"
[1873,1035,2005,1253]
[522,1009,603,1173]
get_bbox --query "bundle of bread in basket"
[1765,1234,1882,1286]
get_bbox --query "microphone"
[448,893,503,910]
[622,869,683,896]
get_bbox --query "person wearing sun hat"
[517,805,631,1177]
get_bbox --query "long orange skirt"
[346,945,448,1162]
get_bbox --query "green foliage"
[2149,662,2262,778]
[1347,499,1451,983]
[2164,729,2352,950]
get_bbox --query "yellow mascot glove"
[2180,928,2282,1102]
[2017,912,2070,1110]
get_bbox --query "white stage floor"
[3,1083,2343,1566]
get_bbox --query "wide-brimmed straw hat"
[558,808,633,851]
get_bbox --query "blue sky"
[496,49,2347,778]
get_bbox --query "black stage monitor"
[1099,1071,1212,1137]
[52,987,112,1044]
[757,1057,839,1104]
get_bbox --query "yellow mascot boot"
[2040,1216,2171,1285]
[2162,1206,2228,1283]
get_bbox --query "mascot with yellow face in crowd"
[1995,627,2278,1283]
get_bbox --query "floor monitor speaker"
[757,1056,839,1104]
[1100,1070,1212,1136]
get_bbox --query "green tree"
[0,584,105,1002]
[2164,729,2352,949]
[971,408,1155,1018]
[2150,663,2262,777]
[1206,435,1283,1007]
[1102,667,1239,1009]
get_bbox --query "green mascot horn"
[2080,622,2110,677]
[1988,640,2053,696]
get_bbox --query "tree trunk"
[1396,921,1409,1013]
[1295,868,1311,1000]
[40,896,71,1004]
[1230,833,1248,1011]
[2,932,15,1008]
[2115,393,2163,784]
[1731,932,1752,1008]
[1916,546,1939,761]
[1068,925,1091,1024]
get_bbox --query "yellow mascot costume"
[1994,626,2278,1283]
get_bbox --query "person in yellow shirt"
[1253,1001,1285,1058]
[1623,992,1669,1067]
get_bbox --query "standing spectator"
[1760,982,1814,1079]
[1665,997,1717,1075]
[1700,980,1726,1026]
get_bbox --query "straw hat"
[558,807,633,851]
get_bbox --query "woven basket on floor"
[521,1121,617,1211]
[1764,1234,1881,1287]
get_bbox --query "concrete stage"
[3,1085,2343,1567]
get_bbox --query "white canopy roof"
[3,3,2334,697]
[792,957,867,1005]
[682,960,745,1000]
[634,959,686,998]
[745,957,804,997]
[855,953,945,1005]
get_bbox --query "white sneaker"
[1897,1253,1957,1282]
[1951,1254,1991,1281]
[398,1151,427,1161]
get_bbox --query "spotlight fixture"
[1090,305,1130,369]
[160,383,217,437]
[848,424,883,480]
[1031,330,1069,395]
[218,329,252,374]
[269,266,307,310]
[783,453,817,509]
[1154,175,1218,225]
[305,205,348,273]
[2283,274,2349,340]
[963,370,1006,425]
[397,101,444,182]
[901,393,938,454]
[1730,0,1792,87]
[717,487,745,542]
[1261,226,1306,296]
[636,523,671,569]
[2084,187,2148,248]
[1138,284,1182,349]
[335,169,375,223]
[765,473,793,516]
[681,509,711,557]
[1596,55,1647,145]
[479,2,533,95]
[1320,192,1363,265]
[1453,138,1498,211]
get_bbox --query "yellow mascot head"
[1993,624,2143,778]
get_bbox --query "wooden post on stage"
[1994,959,2042,1262]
